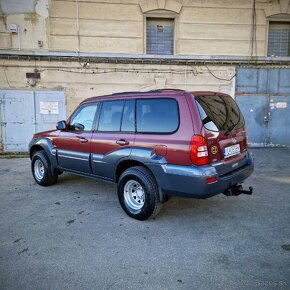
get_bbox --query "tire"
[117,166,162,220]
[31,150,58,186]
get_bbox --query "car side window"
[121,100,135,132]
[98,100,124,132]
[70,104,98,131]
[136,98,179,133]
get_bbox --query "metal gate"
[0,90,66,152]
[236,68,290,147]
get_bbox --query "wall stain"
[24,13,39,24]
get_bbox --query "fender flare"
[29,138,58,169]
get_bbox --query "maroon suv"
[29,89,254,220]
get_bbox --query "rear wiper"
[225,123,236,136]
[202,116,212,125]
[225,110,241,136]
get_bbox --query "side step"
[223,185,253,196]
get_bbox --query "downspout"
[76,0,80,53]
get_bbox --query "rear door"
[90,99,135,180]
[194,94,248,175]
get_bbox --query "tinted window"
[136,99,179,133]
[98,100,124,132]
[195,95,245,132]
[121,100,135,132]
[70,104,98,131]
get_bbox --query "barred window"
[146,18,174,55]
[268,22,290,57]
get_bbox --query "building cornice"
[0,50,290,66]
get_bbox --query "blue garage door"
[236,68,290,147]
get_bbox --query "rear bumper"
[147,152,254,199]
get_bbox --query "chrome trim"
[58,154,88,161]
[161,164,217,177]
[92,160,106,163]
[92,153,105,163]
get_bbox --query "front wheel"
[117,166,162,220]
[31,151,58,186]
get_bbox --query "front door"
[56,103,98,174]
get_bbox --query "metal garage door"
[0,90,66,152]
[236,68,290,147]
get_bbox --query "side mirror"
[72,122,85,131]
[56,120,66,130]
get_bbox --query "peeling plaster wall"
[0,0,36,14]
[1,0,290,55]
[0,59,235,151]
[1,0,289,151]
[0,60,236,115]
[47,0,290,56]
[0,0,50,50]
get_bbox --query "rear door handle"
[116,139,129,146]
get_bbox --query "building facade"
[0,0,290,151]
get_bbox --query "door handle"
[78,137,88,143]
[116,139,129,146]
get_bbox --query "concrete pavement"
[0,148,289,289]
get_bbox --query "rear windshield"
[195,95,245,132]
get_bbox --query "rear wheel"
[31,151,58,186]
[117,166,162,220]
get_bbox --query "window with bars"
[268,21,290,57]
[146,18,174,55]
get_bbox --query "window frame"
[68,102,99,132]
[96,99,136,133]
[266,16,290,57]
[144,11,178,55]
[135,97,180,135]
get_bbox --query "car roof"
[80,89,230,104]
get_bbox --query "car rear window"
[195,95,245,132]
[136,98,179,133]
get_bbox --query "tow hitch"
[223,185,253,196]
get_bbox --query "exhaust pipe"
[223,185,253,196]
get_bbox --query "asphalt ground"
[0,148,289,290]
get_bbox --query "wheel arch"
[114,159,168,203]
[29,138,58,169]
[115,159,149,182]
[30,144,45,159]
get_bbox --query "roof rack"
[111,88,185,96]
[83,88,186,103]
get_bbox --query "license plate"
[224,144,240,158]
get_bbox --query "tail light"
[245,133,248,147]
[190,135,209,166]
[243,129,248,149]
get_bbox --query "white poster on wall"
[40,101,59,114]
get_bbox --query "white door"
[0,90,66,152]
[1,91,35,152]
